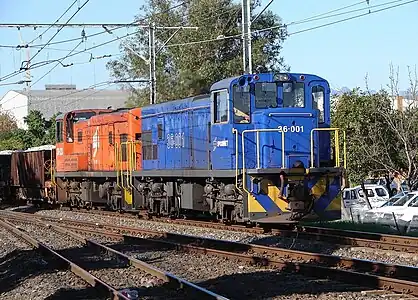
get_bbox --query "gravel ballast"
[2,212,417,299]
[35,210,418,267]
[0,225,94,300]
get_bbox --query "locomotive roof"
[210,72,328,91]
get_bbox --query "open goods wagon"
[0,145,55,204]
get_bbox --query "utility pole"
[242,0,252,74]
[103,24,197,105]
[149,23,156,105]
[241,0,274,74]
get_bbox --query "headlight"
[274,73,289,81]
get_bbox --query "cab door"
[210,89,233,169]
[309,80,331,167]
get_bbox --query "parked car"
[355,184,390,208]
[379,191,408,207]
[362,191,418,223]
[343,184,390,210]
[342,187,366,209]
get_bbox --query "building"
[0,84,132,129]
[391,95,418,111]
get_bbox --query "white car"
[343,184,390,210]
[362,191,418,223]
[391,198,418,225]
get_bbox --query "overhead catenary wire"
[288,0,418,36]
[164,0,417,47]
[25,0,79,46]
[28,40,84,88]
[28,0,90,65]
[2,0,414,117]
[0,0,91,83]
[288,0,407,27]
[0,0,190,83]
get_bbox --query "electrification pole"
[242,0,252,74]
[149,23,156,105]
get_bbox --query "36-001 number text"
[167,132,185,149]
[277,125,304,133]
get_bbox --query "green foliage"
[107,0,288,106]
[0,111,18,134]
[332,88,418,188]
[0,110,56,151]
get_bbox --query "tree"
[332,64,418,190]
[24,110,57,147]
[0,111,18,133]
[107,0,288,106]
[0,110,56,151]
[332,88,398,185]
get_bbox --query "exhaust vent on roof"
[45,84,76,90]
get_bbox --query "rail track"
[0,213,228,300]
[43,207,418,253]
[1,210,418,298]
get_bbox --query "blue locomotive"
[54,71,346,224]
[130,71,345,223]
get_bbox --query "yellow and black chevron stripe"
[247,174,342,219]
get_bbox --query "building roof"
[11,85,132,120]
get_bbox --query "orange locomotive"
[55,108,142,210]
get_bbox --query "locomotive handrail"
[115,142,121,189]
[119,141,132,192]
[232,128,239,189]
[309,128,347,169]
[49,148,57,187]
[241,128,285,193]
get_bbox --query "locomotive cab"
[210,72,345,222]
[55,109,113,173]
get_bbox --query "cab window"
[213,90,228,123]
[312,85,325,123]
[233,85,251,123]
[56,120,63,143]
[255,82,277,109]
[281,82,305,107]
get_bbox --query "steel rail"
[3,211,418,281]
[0,218,131,300]
[4,214,229,300]
[300,225,418,249]
[55,208,418,253]
[57,221,418,297]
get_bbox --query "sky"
[0,0,417,99]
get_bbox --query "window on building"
[233,85,251,123]
[312,85,325,123]
[282,82,305,108]
[77,130,82,143]
[255,82,277,109]
[213,90,228,123]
